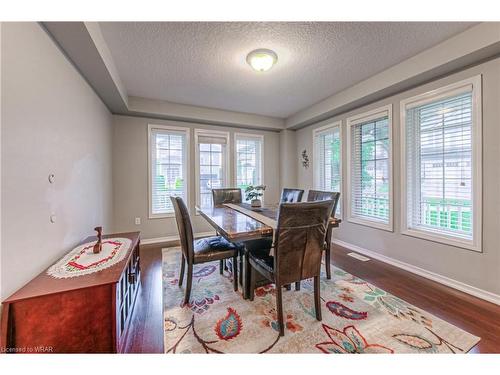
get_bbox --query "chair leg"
[325,226,333,279]
[178,255,185,286]
[314,276,322,321]
[276,284,285,336]
[295,281,301,291]
[232,255,238,292]
[219,259,224,275]
[285,284,291,291]
[325,248,332,280]
[184,263,193,306]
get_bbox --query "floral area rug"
[162,247,479,353]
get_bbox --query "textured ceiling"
[99,22,475,118]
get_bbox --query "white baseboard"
[332,239,500,306]
[141,231,215,245]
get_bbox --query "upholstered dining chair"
[170,196,241,305]
[212,188,242,206]
[280,188,304,203]
[211,188,243,273]
[248,200,334,336]
[306,190,341,280]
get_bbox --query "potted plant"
[245,185,266,208]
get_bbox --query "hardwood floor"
[125,242,500,353]
[123,243,164,353]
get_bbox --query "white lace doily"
[47,238,132,279]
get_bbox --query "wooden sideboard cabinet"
[0,232,141,353]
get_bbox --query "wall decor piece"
[301,149,310,169]
[93,226,103,254]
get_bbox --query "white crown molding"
[128,96,284,131]
[84,22,128,107]
[332,239,500,306]
[141,231,216,245]
[287,22,500,129]
[41,22,285,131]
[42,22,500,132]
[41,22,129,113]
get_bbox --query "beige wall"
[1,23,113,300]
[112,115,281,240]
[279,129,298,188]
[297,57,500,296]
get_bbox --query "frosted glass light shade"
[246,49,278,72]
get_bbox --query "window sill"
[401,227,481,253]
[347,216,393,232]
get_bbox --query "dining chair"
[212,188,242,206]
[248,200,334,336]
[306,190,341,280]
[170,196,241,305]
[211,188,243,274]
[280,188,304,203]
[278,187,304,291]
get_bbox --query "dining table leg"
[243,251,250,299]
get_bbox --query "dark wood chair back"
[212,188,242,206]
[170,196,194,263]
[274,200,334,285]
[280,188,304,203]
[307,190,340,217]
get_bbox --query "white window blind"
[235,135,263,202]
[314,124,342,215]
[348,109,391,228]
[196,132,228,209]
[405,90,475,242]
[149,127,188,216]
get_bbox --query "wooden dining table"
[197,202,340,298]
[197,203,275,241]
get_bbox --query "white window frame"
[194,129,230,212]
[312,121,343,219]
[346,104,393,231]
[148,123,190,219]
[234,133,264,202]
[400,75,482,252]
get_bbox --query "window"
[195,130,229,210]
[347,105,393,231]
[401,76,482,251]
[313,122,342,217]
[148,124,189,218]
[235,134,263,202]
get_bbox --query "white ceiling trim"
[100,22,476,118]
[127,96,284,130]
[42,22,500,132]
[286,22,500,128]
[42,22,129,113]
[42,22,284,131]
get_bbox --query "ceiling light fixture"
[246,49,278,72]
